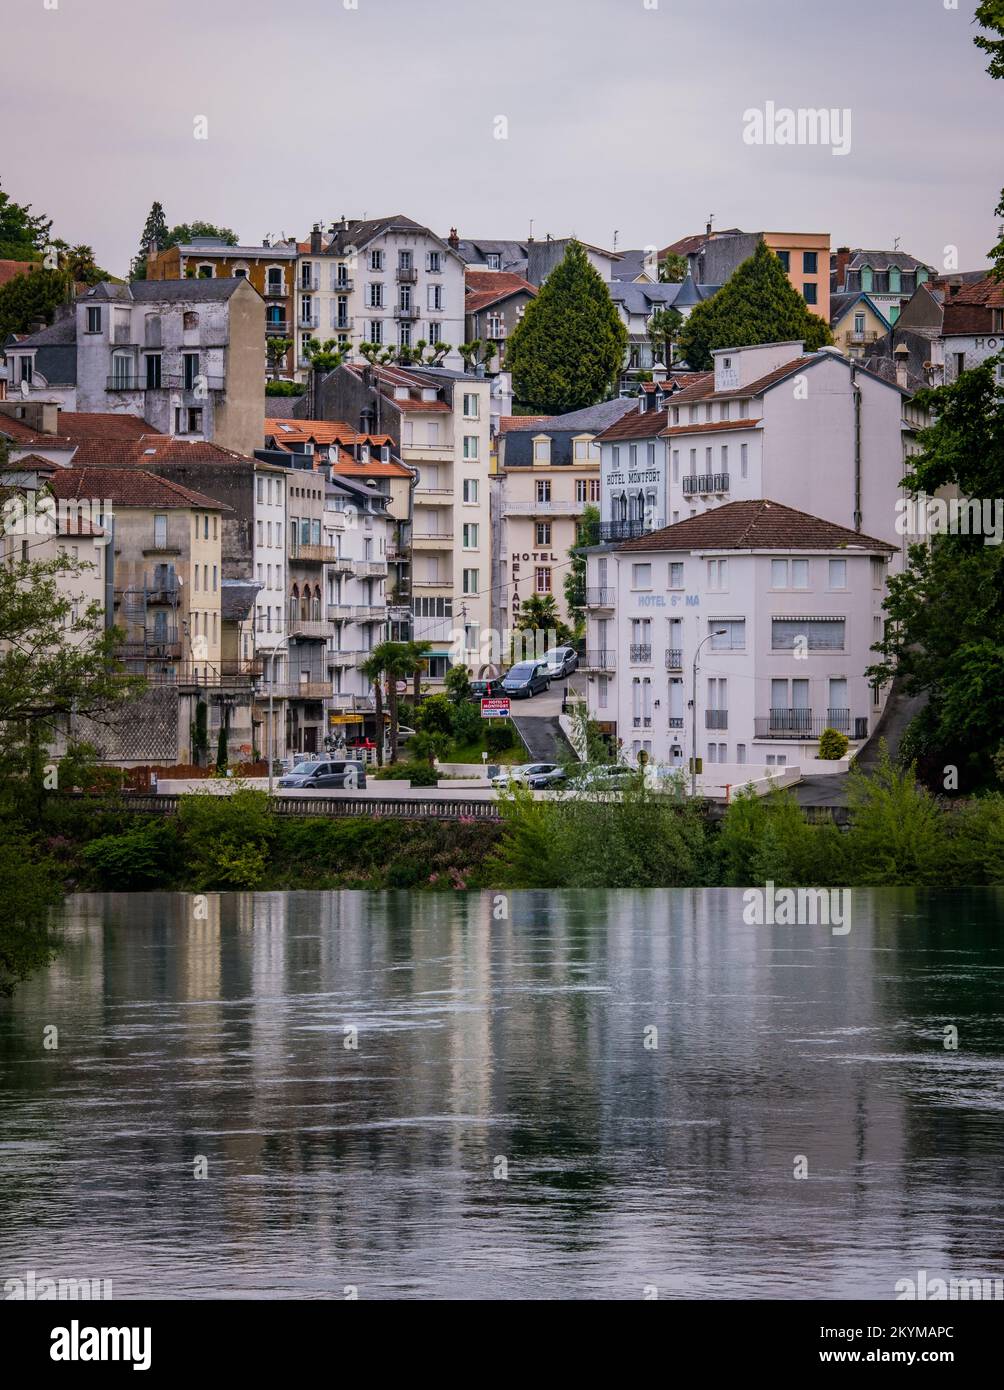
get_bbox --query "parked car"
[542,646,578,679]
[571,764,642,791]
[277,759,368,790]
[346,736,377,751]
[492,762,561,789]
[469,677,505,702]
[396,724,416,743]
[501,661,551,699]
[526,766,568,790]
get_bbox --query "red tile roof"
[498,415,548,432]
[0,258,38,287]
[942,274,1004,334]
[617,499,895,554]
[49,467,232,511]
[0,415,74,446]
[595,407,671,442]
[465,270,537,313]
[56,412,160,440]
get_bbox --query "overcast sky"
[3,0,1001,277]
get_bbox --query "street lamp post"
[266,636,290,798]
[691,629,727,798]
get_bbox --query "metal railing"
[164,373,225,392]
[599,519,648,543]
[586,586,615,606]
[682,473,730,494]
[394,303,420,319]
[327,603,355,621]
[584,649,614,670]
[265,319,289,334]
[503,500,586,516]
[333,277,354,293]
[106,793,503,822]
[668,715,685,729]
[299,272,320,292]
[257,681,330,700]
[396,266,418,283]
[106,376,140,391]
[297,312,321,329]
[288,619,330,639]
[142,660,262,688]
[264,279,287,297]
[629,644,652,663]
[754,710,865,739]
[665,648,683,669]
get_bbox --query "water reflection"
[1,890,1002,1299]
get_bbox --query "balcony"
[394,303,420,320]
[584,649,615,671]
[706,708,728,729]
[413,531,454,547]
[266,319,289,335]
[334,317,353,332]
[106,376,140,391]
[629,644,652,663]
[289,618,331,640]
[291,543,339,564]
[297,312,320,330]
[327,603,355,621]
[358,559,388,576]
[665,648,683,670]
[682,474,730,495]
[599,519,649,543]
[503,499,586,517]
[299,272,320,292]
[164,373,225,394]
[264,280,287,298]
[586,586,615,608]
[145,660,262,690]
[412,577,452,589]
[122,631,182,660]
[754,710,866,740]
[328,649,362,668]
[668,715,685,729]
[330,692,376,713]
[396,265,418,283]
[258,681,330,701]
[354,604,386,622]
[328,554,354,575]
[333,277,353,293]
[414,485,453,496]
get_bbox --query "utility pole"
[691,629,727,797]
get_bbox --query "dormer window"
[485,253,501,269]
[197,264,214,278]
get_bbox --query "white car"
[491,762,560,789]
[396,724,416,743]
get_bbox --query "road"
[506,670,585,762]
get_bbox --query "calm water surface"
[1,889,1003,1299]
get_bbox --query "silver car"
[277,759,367,790]
[491,762,560,789]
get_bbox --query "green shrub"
[265,380,305,396]
[82,820,179,889]
[374,760,439,787]
[818,727,850,760]
[177,788,273,890]
[486,722,517,755]
[842,744,947,885]
[415,693,454,736]
[450,700,482,746]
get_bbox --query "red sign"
[481,697,511,719]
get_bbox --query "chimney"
[652,360,668,383]
[706,220,712,238]
[310,224,322,254]
[447,227,460,249]
[894,343,910,391]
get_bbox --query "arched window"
[618,493,627,522]
[311,586,321,622]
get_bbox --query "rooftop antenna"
[893,235,901,252]
[613,229,619,251]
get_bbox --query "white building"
[584,500,895,778]
[594,342,913,564]
[296,216,467,374]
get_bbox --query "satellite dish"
[20,378,30,399]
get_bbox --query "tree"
[658,252,688,284]
[0,266,73,339]
[677,240,833,370]
[444,665,471,704]
[359,650,386,767]
[166,221,238,247]
[302,337,353,374]
[515,593,572,646]
[132,201,169,278]
[61,244,101,285]
[648,306,683,368]
[366,640,418,763]
[266,336,293,380]
[0,179,50,261]
[564,504,600,634]
[407,640,432,703]
[505,241,628,413]
[869,357,1004,790]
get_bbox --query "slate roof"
[610,249,657,281]
[843,249,935,273]
[11,314,78,348]
[617,500,895,554]
[322,215,458,260]
[82,278,250,302]
[608,282,681,315]
[221,579,263,621]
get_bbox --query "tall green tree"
[563,504,600,634]
[869,358,1004,790]
[514,593,572,646]
[0,180,50,260]
[505,241,628,413]
[648,306,683,368]
[658,252,688,284]
[132,201,169,278]
[677,240,833,369]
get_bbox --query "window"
[145,354,162,389]
[803,251,818,274]
[828,558,847,589]
[854,311,866,335]
[720,401,731,422]
[428,284,444,311]
[463,392,479,418]
[428,251,442,273]
[428,322,441,342]
[668,562,684,589]
[590,479,601,501]
[776,250,790,271]
[463,435,478,460]
[707,558,728,590]
[18,355,33,384]
[183,352,199,390]
[187,408,203,433]
[535,522,551,546]
[462,478,479,504]
[576,478,588,502]
[736,743,746,764]
[631,563,652,589]
[462,523,479,549]
[398,321,412,348]
[772,558,809,588]
[462,568,479,595]
[710,620,745,650]
[197,264,214,278]
[535,566,551,593]
[212,565,218,592]
[803,283,818,306]
[740,442,748,480]
[369,249,384,271]
[536,478,551,502]
[485,252,501,269]
[772,617,845,650]
[257,477,264,503]
[672,449,680,484]
[534,440,550,464]
[871,556,886,588]
[154,514,168,548]
[86,307,101,333]
[367,282,384,308]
